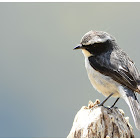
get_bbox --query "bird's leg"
[98,93,114,106]
[110,97,120,108]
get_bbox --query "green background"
[0,2,140,137]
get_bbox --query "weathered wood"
[67,99,134,138]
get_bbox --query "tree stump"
[67,99,134,138]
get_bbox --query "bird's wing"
[88,50,140,93]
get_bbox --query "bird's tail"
[119,86,140,131]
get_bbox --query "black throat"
[84,40,113,55]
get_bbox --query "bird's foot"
[109,97,120,109]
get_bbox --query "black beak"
[73,44,83,50]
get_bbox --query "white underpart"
[82,49,121,98]
[118,86,130,105]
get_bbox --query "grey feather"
[119,86,140,131]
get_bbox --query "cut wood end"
[67,100,135,138]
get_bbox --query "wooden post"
[67,99,134,138]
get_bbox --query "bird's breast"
[84,57,121,97]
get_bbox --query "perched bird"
[74,30,140,131]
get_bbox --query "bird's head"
[74,30,116,57]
